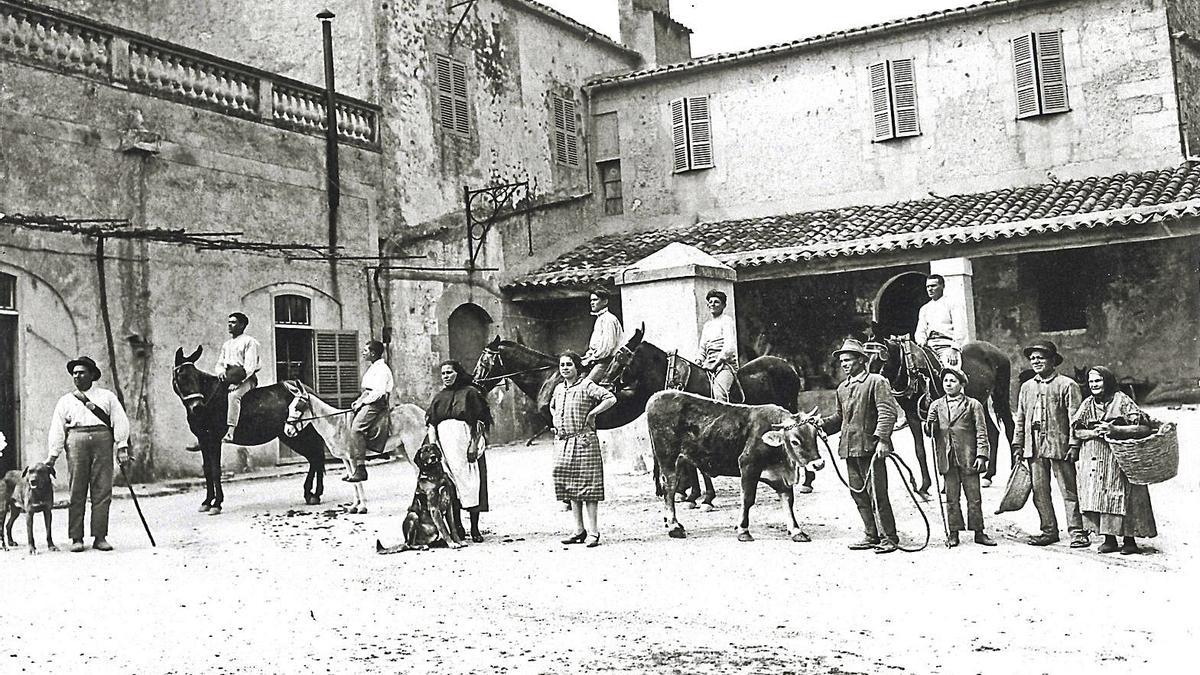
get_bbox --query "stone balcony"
[0,0,381,150]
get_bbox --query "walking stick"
[119,461,156,547]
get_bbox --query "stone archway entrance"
[448,303,493,366]
[874,272,927,339]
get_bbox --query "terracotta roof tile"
[507,162,1200,290]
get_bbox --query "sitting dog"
[1,463,57,554]
[376,442,465,554]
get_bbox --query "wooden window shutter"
[889,58,920,138]
[451,58,469,135]
[1035,30,1069,114]
[552,94,579,166]
[670,98,688,172]
[435,54,455,132]
[1012,34,1040,119]
[869,61,894,141]
[686,95,714,169]
[314,330,360,409]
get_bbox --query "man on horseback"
[914,274,965,368]
[580,288,623,383]
[698,289,738,402]
[346,339,393,483]
[215,312,261,444]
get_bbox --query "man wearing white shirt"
[580,289,624,382]
[347,340,393,483]
[914,274,966,368]
[46,356,130,552]
[698,289,738,402]
[215,312,261,443]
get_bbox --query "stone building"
[507,0,1200,403]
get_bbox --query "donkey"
[172,346,328,513]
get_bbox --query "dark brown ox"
[646,391,825,542]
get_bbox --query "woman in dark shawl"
[427,360,493,543]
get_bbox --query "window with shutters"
[670,95,714,173]
[599,159,623,215]
[868,58,921,142]
[314,330,360,409]
[435,53,469,136]
[1012,31,1070,119]
[552,93,579,166]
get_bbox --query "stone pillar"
[601,244,737,471]
[930,257,977,340]
[617,242,737,358]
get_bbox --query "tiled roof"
[505,0,637,56]
[507,162,1200,290]
[586,0,1057,89]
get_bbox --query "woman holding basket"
[1071,366,1157,555]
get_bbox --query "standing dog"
[376,442,466,554]
[2,463,58,554]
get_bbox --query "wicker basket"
[1106,421,1179,485]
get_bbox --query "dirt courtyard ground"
[4,408,1196,674]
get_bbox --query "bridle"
[473,347,554,385]
[665,350,704,390]
[604,344,636,388]
[171,362,222,407]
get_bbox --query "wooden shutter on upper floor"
[1035,30,1069,115]
[553,94,579,166]
[869,61,893,142]
[1012,34,1040,119]
[314,330,359,409]
[686,95,714,170]
[670,97,688,172]
[889,58,920,138]
[435,54,469,135]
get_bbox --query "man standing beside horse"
[215,312,261,444]
[698,290,738,402]
[914,274,966,368]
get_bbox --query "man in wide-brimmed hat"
[1012,339,1087,548]
[819,338,901,553]
[45,356,130,552]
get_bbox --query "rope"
[810,425,932,553]
[473,364,555,384]
[294,408,355,423]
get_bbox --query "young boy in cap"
[1012,340,1087,547]
[925,367,996,547]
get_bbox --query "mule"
[865,336,1014,495]
[172,347,328,512]
[281,382,429,514]
[604,326,809,507]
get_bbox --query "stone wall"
[587,0,1184,230]
[1,39,379,481]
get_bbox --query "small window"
[274,294,311,326]
[1013,31,1070,119]
[1027,249,1088,332]
[0,273,14,311]
[670,95,714,173]
[869,58,921,142]
[435,53,469,136]
[552,93,579,166]
[599,159,623,215]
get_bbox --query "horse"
[281,381,429,514]
[864,335,1014,495]
[603,326,809,507]
[172,347,330,513]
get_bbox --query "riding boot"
[345,464,368,483]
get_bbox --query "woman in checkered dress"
[551,351,616,548]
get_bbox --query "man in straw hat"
[924,366,996,547]
[45,356,130,552]
[819,338,900,553]
[1012,340,1087,548]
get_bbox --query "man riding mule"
[698,289,739,403]
[914,274,967,368]
[215,312,262,444]
[580,288,623,383]
[344,340,394,483]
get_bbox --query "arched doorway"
[874,272,928,339]
[448,303,493,366]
